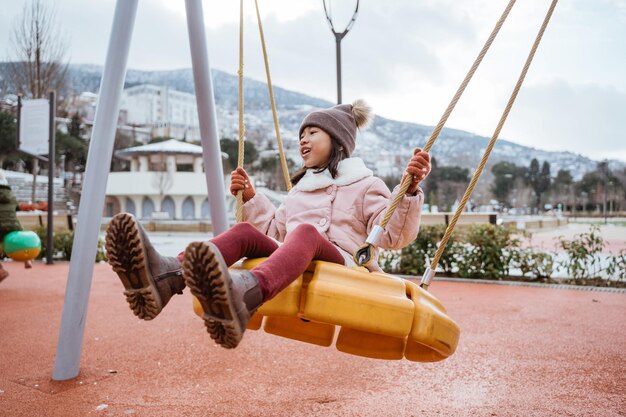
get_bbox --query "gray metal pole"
[335,34,342,105]
[52,0,138,381]
[185,0,229,235]
[602,159,609,224]
[323,0,359,106]
[31,158,38,204]
[47,90,56,265]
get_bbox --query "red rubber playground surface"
[0,262,624,416]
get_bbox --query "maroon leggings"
[178,222,345,300]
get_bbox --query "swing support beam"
[53,0,227,380]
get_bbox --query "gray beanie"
[299,99,372,157]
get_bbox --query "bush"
[455,224,520,279]
[380,224,521,279]
[606,249,626,281]
[556,226,604,279]
[380,222,619,285]
[379,225,459,275]
[513,248,555,279]
[34,226,107,262]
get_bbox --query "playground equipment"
[53,0,229,380]
[54,0,558,379]
[191,0,558,361]
[3,231,41,262]
[193,259,459,361]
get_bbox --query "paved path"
[524,223,625,254]
[0,262,624,416]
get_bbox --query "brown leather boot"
[105,213,185,320]
[182,241,263,349]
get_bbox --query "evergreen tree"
[219,138,258,172]
[421,156,439,205]
[552,169,573,209]
[491,161,518,206]
[110,131,142,172]
[528,158,539,188]
[256,155,295,191]
[0,112,18,168]
[56,131,88,171]
[68,113,82,138]
[440,166,470,182]
[538,161,551,208]
[528,159,550,211]
[553,169,573,188]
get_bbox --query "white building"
[105,139,227,220]
[120,84,201,141]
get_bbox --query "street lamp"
[323,0,360,104]
[602,159,610,224]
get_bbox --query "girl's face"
[300,126,333,169]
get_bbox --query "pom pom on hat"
[351,99,372,129]
[299,99,372,157]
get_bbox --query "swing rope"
[254,0,292,192]
[354,0,517,266]
[236,0,246,223]
[236,0,291,223]
[421,0,559,289]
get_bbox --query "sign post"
[17,93,55,264]
[47,91,56,264]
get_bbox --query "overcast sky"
[2,0,625,163]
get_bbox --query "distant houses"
[120,84,201,141]
[65,84,201,143]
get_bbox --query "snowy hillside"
[2,63,620,179]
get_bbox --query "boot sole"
[182,241,243,349]
[105,213,163,320]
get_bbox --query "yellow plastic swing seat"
[192,258,460,362]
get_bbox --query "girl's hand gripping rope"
[402,148,431,195]
[354,148,431,266]
[230,167,256,203]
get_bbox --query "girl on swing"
[106,100,431,349]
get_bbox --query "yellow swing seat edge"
[191,259,460,361]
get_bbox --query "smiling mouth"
[301,148,311,157]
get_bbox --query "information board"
[19,98,50,155]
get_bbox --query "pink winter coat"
[243,157,424,271]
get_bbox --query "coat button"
[319,218,327,226]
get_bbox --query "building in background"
[64,85,201,143]
[120,84,201,141]
[105,139,227,220]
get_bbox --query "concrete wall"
[105,171,225,220]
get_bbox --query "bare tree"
[7,0,69,203]
[151,154,173,198]
[8,0,69,99]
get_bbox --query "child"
[0,170,32,283]
[106,100,431,349]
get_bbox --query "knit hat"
[299,99,372,157]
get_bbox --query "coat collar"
[294,157,373,191]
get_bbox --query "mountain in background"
[3,63,621,179]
